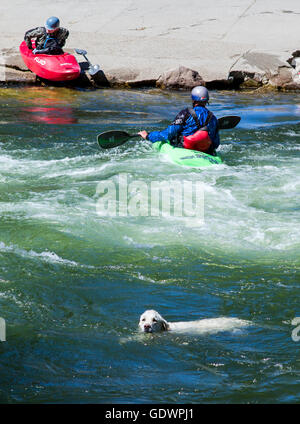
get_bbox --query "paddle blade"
[75,49,87,56]
[97,131,141,149]
[218,115,241,130]
[97,131,131,149]
[88,64,100,76]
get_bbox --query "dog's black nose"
[144,324,152,332]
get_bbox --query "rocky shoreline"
[1,47,300,92]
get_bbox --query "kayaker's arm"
[207,115,220,149]
[146,125,181,143]
[24,27,43,49]
[56,29,69,48]
[32,47,57,55]
[138,125,181,143]
[139,109,189,143]
[32,36,64,55]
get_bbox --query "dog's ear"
[162,320,169,331]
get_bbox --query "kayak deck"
[19,41,81,82]
[152,141,222,168]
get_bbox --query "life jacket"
[42,35,63,55]
[182,108,213,153]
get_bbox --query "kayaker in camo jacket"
[24,16,69,55]
[138,86,220,155]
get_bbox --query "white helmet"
[191,86,209,103]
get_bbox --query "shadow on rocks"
[78,61,110,87]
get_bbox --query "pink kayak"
[19,40,81,82]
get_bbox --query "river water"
[0,86,299,403]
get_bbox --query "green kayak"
[152,141,222,168]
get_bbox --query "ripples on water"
[0,87,300,403]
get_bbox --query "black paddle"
[75,49,100,76]
[218,115,241,130]
[97,115,241,149]
[97,131,141,149]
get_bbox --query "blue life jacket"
[147,105,220,149]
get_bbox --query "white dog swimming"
[139,309,250,334]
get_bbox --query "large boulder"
[0,49,36,83]
[2,67,36,83]
[103,68,157,87]
[156,66,205,89]
[268,66,294,88]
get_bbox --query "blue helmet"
[191,86,209,103]
[45,16,60,32]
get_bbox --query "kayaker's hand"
[32,48,38,54]
[138,131,148,139]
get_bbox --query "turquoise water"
[0,87,300,403]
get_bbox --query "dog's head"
[139,310,169,333]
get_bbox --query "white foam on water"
[45,164,110,179]
[0,241,92,268]
[0,290,26,308]
[0,152,101,178]
[0,278,10,284]
[123,236,157,249]
[281,178,300,192]
[1,112,299,260]
[92,161,300,254]
[131,272,171,285]
[284,130,300,137]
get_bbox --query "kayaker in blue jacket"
[138,86,220,155]
[24,17,69,55]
